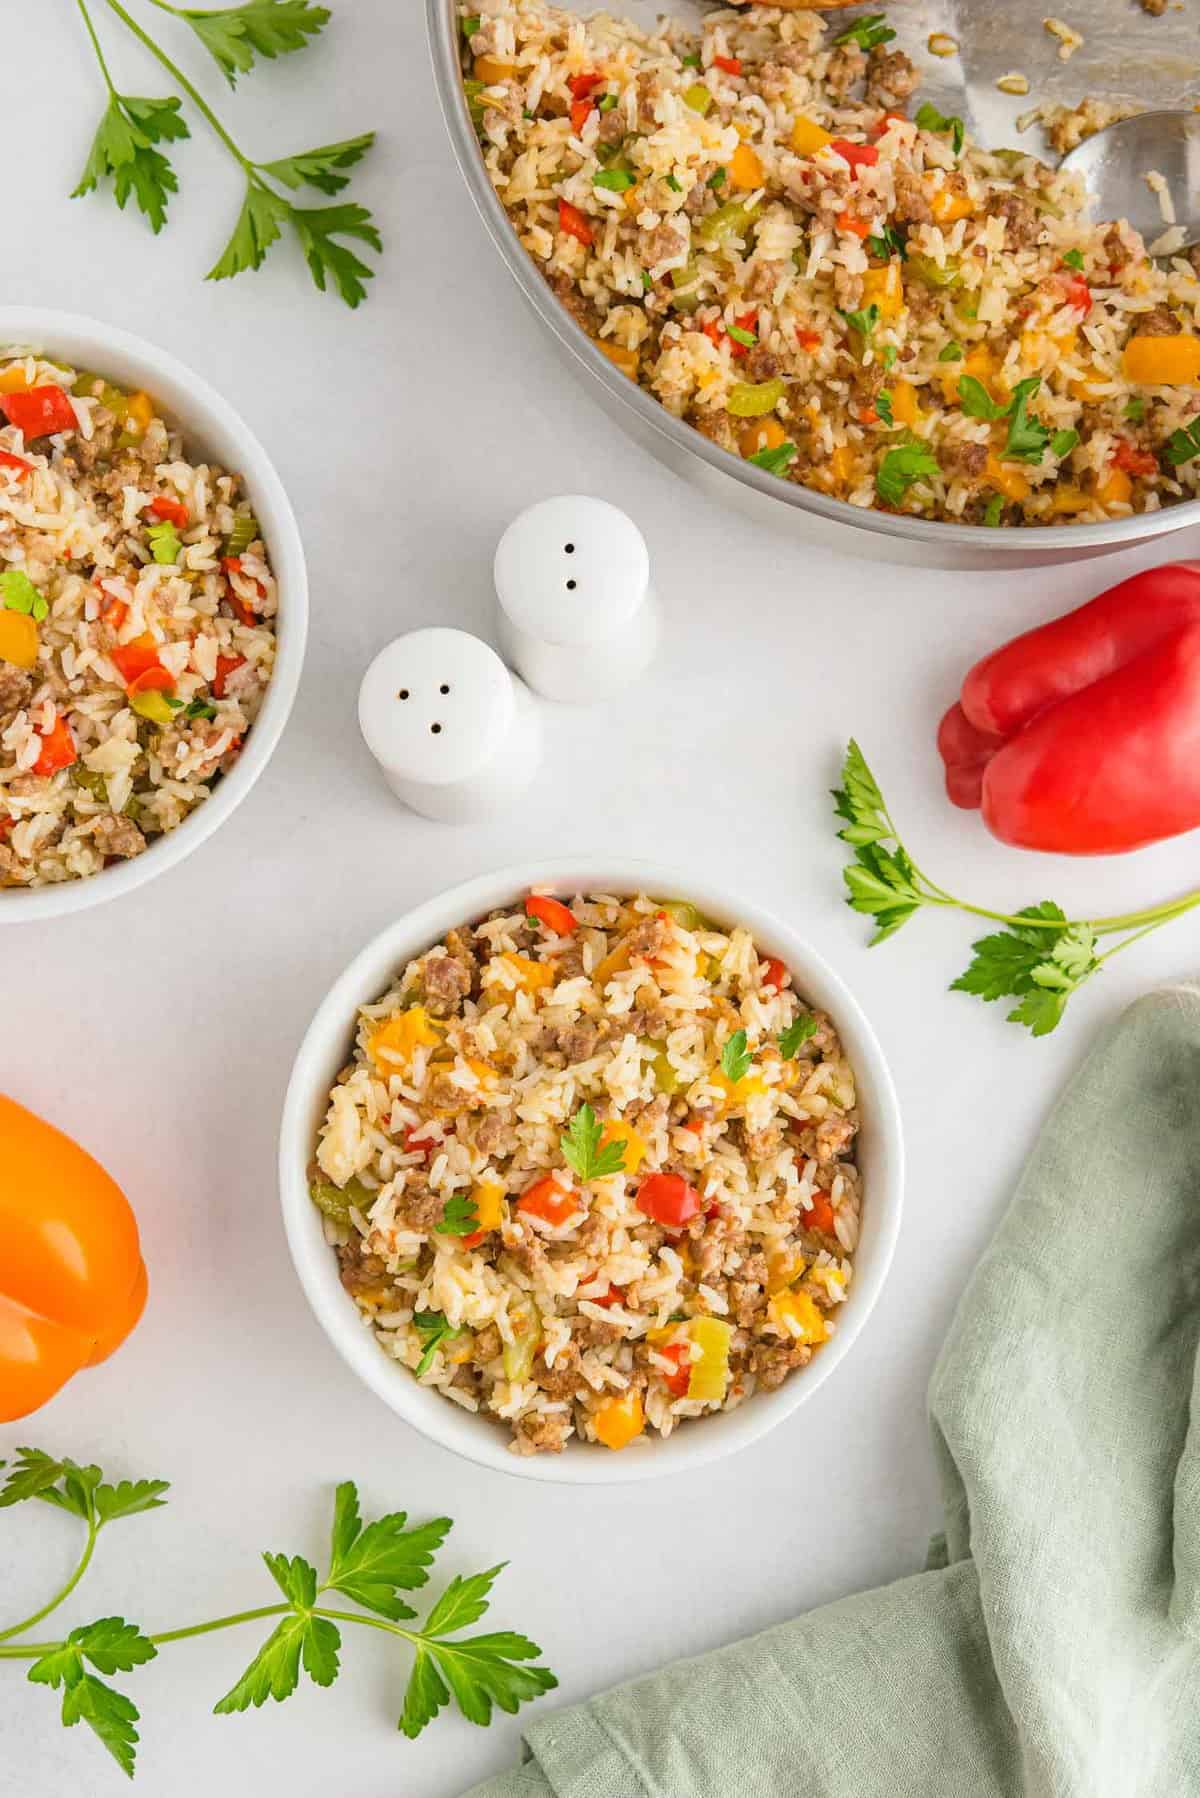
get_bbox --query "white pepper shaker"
[357,627,541,823]
[493,495,660,704]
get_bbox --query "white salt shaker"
[357,627,541,823]
[493,495,660,704]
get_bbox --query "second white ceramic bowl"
[280,861,904,1484]
[0,308,308,923]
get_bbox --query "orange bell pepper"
[0,1096,147,1422]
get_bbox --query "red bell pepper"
[33,713,77,777]
[517,1175,578,1227]
[0,449,33,476]
[829,139,879,173]
[110,634,170,693]
[659,1341,691,1397]
[712,54,741,74]
[1,386,76,439]
[146,494,189,528]
[805,1190,836,1236]
[558,199,594,247]
[1111,439,1158,479]
[937,562,1200,854]
[761,957,789,993]
[212,653,246,698]
[568,71,602,101]
[525,892,577,935]
[835,210,871,240]
[636,1172,702,1228]
[869,110,907,137]
[578,1276,624,1308]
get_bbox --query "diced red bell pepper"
[578,1276,625,1308]
[517,1175,579,1227]
[222,558,265,626]
[404,1125,439,1160]
[659,1341,691,1397]
[796,328,822,351]
[0,449,33,476]
[32,712,77,777]
[1,385,76,439]
[712,54,741,74]
[568,71,603,101]
[1111,439,1158,478]
[830,139,879,173]
[0,816,12,840]
[128,665,175,696]
[1057,272,1092,315]
[147,494,189,528]
[835,210,871,239]
[99,593,129,630]
[937,563,1200,853]
[636,1172,703,1228]
[806,1190,836,1235]
[525,892,578,935]
[869,110,907,137]
[570,98,593,134]
[212,653,246,699]
[558,199,594,247]
[762,957,789,993]
[110,634,169,692]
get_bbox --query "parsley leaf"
[146,520,182,565]
[875,389,894,427]
[875,442,939,507]
[28,1620,156,1778]
[833,12,896,50]
[0,1448,67,1508]
[838,302,880,342]
[213,1611,339,1712]
[94,1479,171,1524]
[168,0,331,86]
[880,343,898,370]
[915,101,964,155]
[0,570,48,620]
[727,321,756,347]
[1002,376,1049,463]
[260,133,376,196]
[982,493,1005,526]
[951,905,1099,1036]
[720,1029,753,1084]
[833,739,927,942]
[184,699,218,721]
[61,1673,142,1777]
[594,167,637,191]
[1165,417,1200,466]
[866,222,906,261]
[435,1193,481,1237]
[1050,429,1078,458]
[1061,248,1085,271]
[1123,395,1146,423]
[72,94,188,236]
[325,1481,451,1621]
[938,341,964,362]
[412,1311,463,1377]
[708,166,727,189]
[748,439,797,475]
[560,1103,626,1182]
[665,173,682,191]
[956,374,1007,421]
[290,202,382,308]
[779,1014,818,1058]
[207,180,293,282]
[400,1590,557,1741]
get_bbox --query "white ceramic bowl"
[280,860,905,1484]
[0,308,308,922]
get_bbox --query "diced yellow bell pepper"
[0,365,32,394]
[1068,373,1107,401]
[820,443,857,492]
[594,338,639,379]
[861,261,905,321]
[940,344,1005,405]
[474,52,516,82]
[790,114,832,156]
[594,932,634,985]
[729,141,763,190]
[123,391,155,435]
[768,1288,829,1345]
[890,380,920,426]
[0,610,39,669]
[623,185,643,215]
[739,415,788,459]
[929,184,972,225]
[686,1316,734,1403]
[1096,464,1133,507]
[767,1249,806,1295]
[1047,483,1089,515]
[714,1070,768,1109]
[599,1118,648,1174]
[470,1178,507,1234]
[367,1005,443,1075]
[594,1390,645,1449]
[492,951,555,995]
[1122,332,1200,385]
[1021,329,1076,369]
[985,453,1031,504]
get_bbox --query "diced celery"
[309,1176,375,1224]
[905,253,962,290]
[696,198,758,248]
[70,766,108,801]
[129,689,178,725]
[727,376,786,418]
[683,82,712,113]
[502,1297,541,1380]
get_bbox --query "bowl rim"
[426,0,1200,557]
[0,306,308,923]
[278,858,905,1485]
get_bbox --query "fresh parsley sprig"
[1165,417,1200,466]
[434,1194,481,1238]
[915,101,965,156]
[719,1029,753,1083]
[72,0,380,306]
[560,1103,627,1182]
[412,1310,463,1373]
[957,373,1051,464]
[833,740,1200,1036]
[779,1014,818,1059]
[832,11,896,51]
[0,1449,556,1778]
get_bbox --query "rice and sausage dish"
[461,2,1200,526]
[0,353,277,888]
[311,891,861,1454]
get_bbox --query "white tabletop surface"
[4,6,1200,1795]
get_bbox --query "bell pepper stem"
[0,1520,98,1645]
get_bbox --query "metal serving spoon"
[1060,110,1200,252]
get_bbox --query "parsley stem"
[101,0,253,172]
[312,1605,422,1645]
[0,1521,98,1646]
[148,1603,291,1646]
[75,0,118,95]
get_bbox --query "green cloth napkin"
[465,986,1200,1798]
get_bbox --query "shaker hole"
[398,688,410,700]
[566,579,577,591]
[431,722,443,735]
[564,542,575,554]
[439,683,450,694]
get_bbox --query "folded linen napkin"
[465,986,1200,1798]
